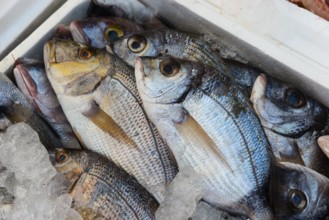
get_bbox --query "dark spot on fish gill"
[173,85,193,104]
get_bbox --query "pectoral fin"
[174,111,232,171]
[82,100,139,149]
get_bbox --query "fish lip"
[134,57,145,78]
[250,74,267,103]
[70,21,90,44]
[44,41,56,64]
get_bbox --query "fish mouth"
[70,21,90,44]
[44,40,56,65]
[134,57,146,81]
[14,65,37,95]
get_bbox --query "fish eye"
[160,58,180,77]
[127,35,147,53]
[79,47,93,60]
[55,150,69,164]
[285,89,306,108]
[104,26,123,42]
[289,189,307,211]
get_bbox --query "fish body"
[134,56,274,219]
[44,39,177,202]
[270,162,329,219]
[251,74,329,176]
[224,59,260,97]
[0,74,61,148]
[14,58,81,149]
[51,149,158,220]
[70,17,143,49]
[111,29,227,75]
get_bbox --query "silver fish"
[134,55,274,219]
[70,17,143,49]
[270,162,329,220]
[43,39,178,202]
[251,74,329,176]
[0,74,61,148]
[110,28,227,75]
[14,58,81,149]
[50,149,159,220]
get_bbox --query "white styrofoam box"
[0,0,66,59]
[142,0,329,108]
[1,0,329,107]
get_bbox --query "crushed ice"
[0,123,81,220]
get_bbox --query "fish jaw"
[251,74,289,133]
[70,20,91,45]
[318,135,329,158]
[14,65,38,100]
[44,41,66,96]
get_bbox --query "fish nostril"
[326,0,329,7]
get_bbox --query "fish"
[93,0,165,29]
[270,162,329,220]
[13,58,81,149]
[289,0,329,21]
[0,73,61,149]
[50,148,159,220]
[134,55,274,219]
[224,59,260,97]
[52,24,73,40]
[110,29,228,76]
[43,38,178,202]
[250,74,329,176]
[70,17,143,49]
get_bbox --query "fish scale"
[53,150,159,220]
[94,75,175,187]
[44,39,177,202]
[135,56,274,219]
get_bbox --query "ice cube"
[0,123,81,220]
[155,167,204,220]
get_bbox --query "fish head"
[270,162,329,219]
[251,74,327,137]
[70,17,143,49]
[14,59,49,99]
[44,38,111,96]
[111,30,170,66]
[49,148,90,189]
[135,55,204,104]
